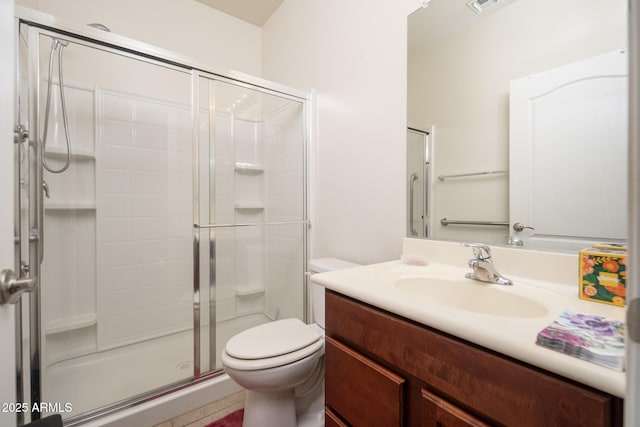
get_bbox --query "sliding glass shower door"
[16,21,308,424]
[17,26,196,421]
[196,76,307,373]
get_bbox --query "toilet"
[221,258,360,427]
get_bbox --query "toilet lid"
[225,318,322,360]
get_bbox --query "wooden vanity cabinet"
[325,336,405,426]
[324,290,623,427]
[420,388,492,427]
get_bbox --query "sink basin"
[394,277,549,318]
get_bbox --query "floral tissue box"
[579,246,626,307]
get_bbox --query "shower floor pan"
[42,313,270,420]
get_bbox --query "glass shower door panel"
[197,76,307,373]
[197,223,305,373]
[200,80,306,226]
[263,99,305,224]
[263,223,306,321]
[32,32,194,419]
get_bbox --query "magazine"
[536,310,625,371]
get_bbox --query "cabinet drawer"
[326,291,621,427]
[421,388,492,427]
[325,407,349,427]
[325,336,405,427]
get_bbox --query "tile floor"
[154,391,246,427]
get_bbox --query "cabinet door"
[325,336,405,427]
[326,291,620,427]
[421,389,492,427]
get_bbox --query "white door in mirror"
[509,49,628,250]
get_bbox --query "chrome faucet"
[463,243,513,286]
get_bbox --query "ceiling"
[194,0,285,27]
[194,0,516,45]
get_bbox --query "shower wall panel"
[264,102,304,321]
[41,81,98,366]
[215,114,241,322]
[205,108,269,325]
[97,90,193,350]
[233,118,266,318]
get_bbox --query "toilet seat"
[222,318,324,371]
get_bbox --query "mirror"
[407,0,628,251]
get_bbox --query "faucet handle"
[463,243,492,260]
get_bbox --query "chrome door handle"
[0,269,37,305]
[513,222,535,232]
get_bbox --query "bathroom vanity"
[314,239,626,427]
[324,290,622,427]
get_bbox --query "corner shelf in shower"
[46,312,98,335]
[234,202,264,210]
[234,162,265,173]
[45,147,96,160]
[44,201,97,210]
[235,284,265,297]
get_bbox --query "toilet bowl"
[221,258,360,427]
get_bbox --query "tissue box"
[579,247,627,307]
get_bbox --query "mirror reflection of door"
[509,50,628,250]
[407,128,429,238]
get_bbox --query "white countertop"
[312,239,626,398]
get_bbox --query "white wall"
[262,0,423,264]
[0,0,16,425]
[16,0,262,76]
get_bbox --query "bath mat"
[205,409,244,427]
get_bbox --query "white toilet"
[221,258,360,427]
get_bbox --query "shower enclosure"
[13,13,308,425]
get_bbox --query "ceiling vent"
[467,0,499,13]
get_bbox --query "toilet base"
[296,392,325,427]
[243,389,296,427]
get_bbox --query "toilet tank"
[308,258,360,328]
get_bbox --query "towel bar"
[440,218,508,227]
